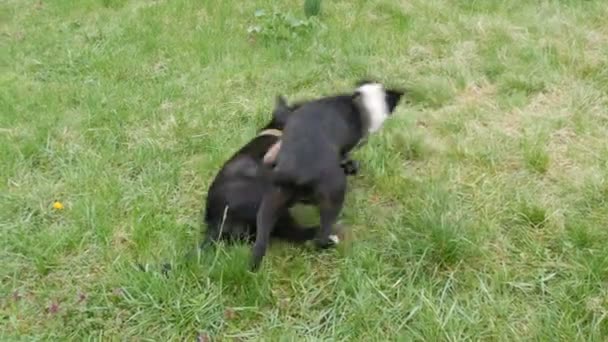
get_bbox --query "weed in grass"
[247,9,321,44]
[522,135,551,174]
[304,0,322,18]
[516,202,548,228]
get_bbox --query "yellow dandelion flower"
[53,201,64,210]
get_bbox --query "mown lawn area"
[1,0,607,340]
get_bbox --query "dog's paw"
[250,244,266,271]
[250,254,264,271]
[161,263,172,277]
[250,260,261,272]
[341,159,359,175]
[314,236,338,249]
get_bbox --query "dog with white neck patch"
[251,81,404,269]
[203,96,359,249]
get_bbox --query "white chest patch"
[356,83,389,133]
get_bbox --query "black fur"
[251,83,404,270]
[203,96,358,249]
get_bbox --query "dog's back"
[272,95,364,186]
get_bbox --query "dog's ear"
[385,89,405,114]
[271,95,291,126]
[275,95,289,112]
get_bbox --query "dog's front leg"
[340,136,369,175]
[251,187,289,270]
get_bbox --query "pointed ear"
[385,89,405,113]
[275,95,288,111]
[272,95,291,125]
[273,95,290,117]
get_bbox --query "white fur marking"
[329,234,340,244]
[356,83,389,133]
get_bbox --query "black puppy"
[203,96,357,248]
[252,81,404,269]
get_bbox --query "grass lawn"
[2,0,607,340]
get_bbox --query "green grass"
[2,0,608,339]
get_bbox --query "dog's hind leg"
[272,213,318,243]
[251,187,291,270]
[315,169,346,249]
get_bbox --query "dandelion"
[52,201,64,210]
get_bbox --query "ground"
[1,0,607,340]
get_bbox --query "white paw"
[329,234,340,244]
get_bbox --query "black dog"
[251,81,404,269]
[203,96,358,248]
